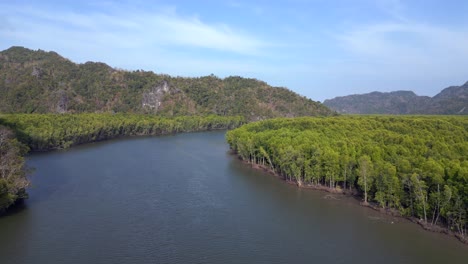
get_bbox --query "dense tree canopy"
[0,47,334,120]
[226,116,468,238]
[0,113,244,151]
[0,126,29,212]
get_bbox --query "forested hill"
[323,82,468,115]
[0,46,334,120]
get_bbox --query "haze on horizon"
[1,0,467,102]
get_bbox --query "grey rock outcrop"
[142,81,170,111]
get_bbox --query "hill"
[0,46,334,120]
[323,83,468,114]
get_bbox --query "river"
[0,131,466,264]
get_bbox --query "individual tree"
[411,173,428,222]
[358,155,373,205]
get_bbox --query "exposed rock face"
[31,67,41,78]
[430,82,468,114]
[142,81,170,111]
[0,46,335,118]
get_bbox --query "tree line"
[0,113,245,151]
[226,116,467,239]
[0,113,244,211]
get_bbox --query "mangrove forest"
[226,116,468,240]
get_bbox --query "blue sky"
[1,0,467,101]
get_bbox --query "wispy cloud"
[337,0,468,72]
[1,0,467,102]
[336,21,468,76]
[0,3,266,56]
[147,13,265,54]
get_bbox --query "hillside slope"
[0,46,334,120]
[323,83,467,115]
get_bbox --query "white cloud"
[0,3,266,55]
[336,21,468,77]
[147,13,265,54]
[1,1,467,102]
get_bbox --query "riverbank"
[0,113,245,213]
[242,157,468,245]
[4,130,467,264]
[0,113,245,151]
[226,116,468,245]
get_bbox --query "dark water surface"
[0,131,466,264]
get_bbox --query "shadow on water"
[0,199,28,218]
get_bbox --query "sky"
[1,0,468,102]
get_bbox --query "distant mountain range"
[0,46,334,120]
[323,82,467,115]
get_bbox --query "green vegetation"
[0,113,243,211]
[226,116,468,239]
[0,46,334,214]
[0,113,244,151]
[0,126,29,212]
[0,47,334,120]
